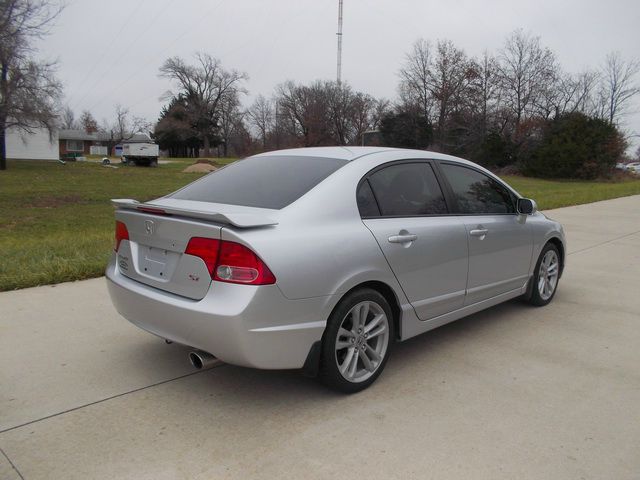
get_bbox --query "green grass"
[502,175,640,210]
[0,158,234,291]
[0,160,639,291]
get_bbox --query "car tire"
[527,242,561,307]
[319,288,394,393]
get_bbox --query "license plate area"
[137,245,180,281]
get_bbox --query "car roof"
[253,146,465,162]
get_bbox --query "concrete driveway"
[1,195,639,480]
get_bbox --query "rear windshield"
[170,155,347,209]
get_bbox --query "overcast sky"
[40,0,640,150]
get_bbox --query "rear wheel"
[527,243,561,306]
[319,289,394,393]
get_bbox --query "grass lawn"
[1,159,639,291]
[0,158,231,291]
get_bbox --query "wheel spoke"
[364,343,381,362]
[368,324,387,339]
[364,314,384,333]
[360,348,375,372]
[347,350,359,377]
[358,302,369,329]
[339,327,355,339]
[340,347,355,375]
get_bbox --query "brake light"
[214,241,276,285]
[114,221,129,251]
[184,238,276,285]
[185,237,220,276]
[137,206,169,215]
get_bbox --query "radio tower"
[336,0,343,86]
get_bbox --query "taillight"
[214,241,276,285]
[185,237,220,276]
[114,221,129,251]
[184,238,276,285]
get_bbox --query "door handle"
[469,228,488,237]
[388,233,418,244]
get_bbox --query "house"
[5,126,60,161]
[58,130,152,157]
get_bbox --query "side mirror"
[517,198,537,215]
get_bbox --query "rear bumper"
[105,255,331,369]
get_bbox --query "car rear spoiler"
[111,199,278,228]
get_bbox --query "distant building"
[5,127,59,161]
[58,130,152,157]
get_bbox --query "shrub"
[380,110,433,149]
[521,113,626,179]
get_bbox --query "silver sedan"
[106,147,565,393]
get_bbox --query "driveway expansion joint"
[0,447,25,480]
[0,366,224,435]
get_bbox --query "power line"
[66,0,148,108]
[84,0,227,113]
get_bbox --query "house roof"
[58,129,151,143]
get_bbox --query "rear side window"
[366,162,447,216]
[170,155,347,209]
[356,180,381,217]
[440,163,515,214]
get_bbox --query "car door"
[358,161,468,321]
[437,162,533,305]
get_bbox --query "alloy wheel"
[334,300,390,383]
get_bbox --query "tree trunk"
[202,135,210,158]
[1,61,8,171]
[0,118,6,171]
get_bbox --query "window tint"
[170,155,347,209]
[356,180,380,217]
[440,163,515,214]
[367,163,447,216]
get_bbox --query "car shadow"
[168,298,531,404]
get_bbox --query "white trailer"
[122,143,159,167]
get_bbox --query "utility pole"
[336,0,343,86]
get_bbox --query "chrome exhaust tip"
[188,350,218,370]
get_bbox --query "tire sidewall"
[320,288,394,393]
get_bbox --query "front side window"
[170,155,347,209]
[365,162,447,216]
[440,163,515,214]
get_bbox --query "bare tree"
[0,0,64,170]
[497,30,557,133]
[429,39,473,146]
[159,53,247,156]
[79,109,97,133]
[370,98,392,129]
[102,105,150,155]
[246,94,273,149]
[60,105,76,129]
[399,38,433,120]
[598,52,640,124]
[217,90,243,157]
[468,51,501,135]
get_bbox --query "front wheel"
[527,243,561,306]
[319,289,394,393]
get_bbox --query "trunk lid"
[115,209,222,300]
[113,199,278,300]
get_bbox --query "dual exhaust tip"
[188,350,218,370]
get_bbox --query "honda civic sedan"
[106,147,565,393]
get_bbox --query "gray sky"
[41,0,640,150]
